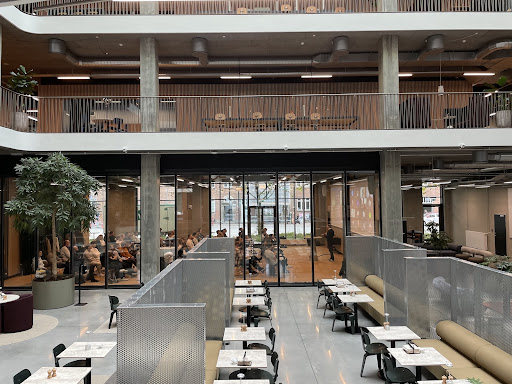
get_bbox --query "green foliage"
[480,255,512,273]
[484,76,510,111]
[7,65,38,95]
[424,220,452,250]
[4,153,100,277]
[466,377,484,384]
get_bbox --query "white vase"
[496,110,512,128]
[14,111,29,132]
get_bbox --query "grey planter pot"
[496,110,512,128]
[32,275,75,310]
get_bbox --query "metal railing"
[1,88,510,133]
[15,0,512,16]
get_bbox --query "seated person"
[196,228,205,241]
[57,240,71,273]
[83,243,102,282]
[177,238,186,258]
[186,234,195,251]
[108,250,126,280]
[247,254,264,274]
[263,247,278,275]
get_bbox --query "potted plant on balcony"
[484,76,511,128]
[7,65,38,132]
[4,153,100,309]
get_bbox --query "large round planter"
[496,110,512,128]
[32,275,75,310]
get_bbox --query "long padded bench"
[413,320,512,384]
[358,274,385,325]
[206,340,222,384]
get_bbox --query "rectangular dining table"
[23,367,92,384]
[214,380,270,384]
[329,285,361,294]
[387,347,452,381]
[235,280,263,287]
[57,342,117,384]
[235,287,266,295]
[367,326,421,348]
[321,278,352,286]
[337,294,374,333]
[232,296,266,327]
[216,349,267,369]
[223,326,266,349]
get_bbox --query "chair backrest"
[109,295,119,309]
[381,352,393,379]
[270,351,278,365]
[215,113,226,121]
[281,4,292,12]
[360,327,371,349]
[252,112,263,120]
[306,5,317,13]
[53,343,66,366]
[285,112,296,121]
[273,358,279,380]
[268,327,275,341]
[13,369,31,384]
[270,329,276,351]
[236,7,248,14]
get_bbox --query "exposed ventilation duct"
[473,150,489,163]
[432,159,444,170]
[191,37,209,66]
[476,40,512,60]
[312,36,349,65]
[418,34,445,61]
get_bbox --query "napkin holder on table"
[246,298,251,304]
[237,360,252,366]
[403,343,420,354]
[246,287,255,293]
[247,280,252,285]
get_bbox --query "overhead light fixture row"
[398,73,413,77]
[58,76,90,80]
[301,74,333,79]
[220,75,252,80]
[463,72,495,76]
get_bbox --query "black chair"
[331,296,355,333]
[13,369,31,384]
[360,327,387,376]
[316,279,326,308]
[53,343,87,368]
[381,351,416,384]
[109,295,120,329]
[229,351,279,383]
[247,327,276,355]
[323,288,335,317]
[251,297,272,326]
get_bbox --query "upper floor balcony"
[14,0,512,16]
[2,87,510,134]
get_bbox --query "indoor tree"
[4,153,100,279]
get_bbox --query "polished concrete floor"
[1,287,431,384]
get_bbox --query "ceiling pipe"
[418,34,445,61]
[312,36,349,65]
[191,37,209,66]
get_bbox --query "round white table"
[0,294,20,304]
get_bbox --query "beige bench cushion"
[365,274,384,297]
[358,286,385,324]
[450,367,503,384]
[436,320,490,362]
[475,344,512,384]
[205,340,222,371]
[205,368,218,384]
[413,338,477,378]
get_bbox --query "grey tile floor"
[0,287,433,383]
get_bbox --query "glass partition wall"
[1,171,379,288]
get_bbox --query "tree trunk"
[51,207,58,278]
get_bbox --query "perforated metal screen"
[406,257,512,354]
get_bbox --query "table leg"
[391,340,396,348]
[85,358,92,384]
[247,305,251,327]
[416,366,422,381]
[243,341,248,349]
[344,303,360,334]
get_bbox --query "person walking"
[324,224,335,261]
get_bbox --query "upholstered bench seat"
[358,274,385,324]
[205,340,222,384]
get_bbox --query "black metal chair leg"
[332,317,336,331]
[109,311,115,329]
[360,354,367,377]
[377,354,382,370]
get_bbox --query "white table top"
[337,294,374,303]
[321,278,352,286]
[223,327,266,342]
[23,367,92,384]
[235,280,262,287]
[367,326,421,341]
[214,381,270,384]
[0,294,20,304]
[57,342,117,359]
[329,285,361,293]
[233,296,266,306]
[417,381,469,384]
[216,350,267,369]
[235,287,265,295]
[387,347,452,367]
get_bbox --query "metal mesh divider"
[382,248,426,325]
[346,235,377,286]
[182,259,227,340]
[406,257,512,354]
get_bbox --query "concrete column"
[139,33,160,284]
[377,0,398,12]
[380,151,402,242]
[378,35,399,129]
